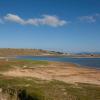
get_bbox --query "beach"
[0,60,100,85]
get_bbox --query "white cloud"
[39,15,67,27]
[25,19,39,25]
[4,14,25,24]
[4,13,67,27]
[79,16,96,23]
[79,13,100,23]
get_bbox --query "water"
[16,56,100,69]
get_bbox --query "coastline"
[0,55,100,69]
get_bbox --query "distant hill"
[76,52,100,55]
[0,48,65,56]
[0,48,48,56]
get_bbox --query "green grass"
[0,60,100,100]
[0,60,49,71]
[0,76,100,100]
[18,60,49,65]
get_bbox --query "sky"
[0,0,100,53]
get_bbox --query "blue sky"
[0,0,100,53]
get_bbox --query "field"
[0,60,100,100]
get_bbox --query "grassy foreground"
[0,60,100,100]
[0,76,100,100]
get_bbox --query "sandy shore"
[1,62,100,85]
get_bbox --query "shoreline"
[1,55,100,58]
[0,56,100,69]
[0,60,100,85]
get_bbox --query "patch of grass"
[14,60,48,65]
[13,60,49,68]
[0,61,12,71]
[0,77,100,100]
[0,60,49,71]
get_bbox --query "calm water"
[16,56,100,69]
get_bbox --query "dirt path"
[1,62,100,85]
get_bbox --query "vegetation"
[49,51,64,54]
[0,60,100,100]
[0,48,48,56]
[0,76,100,100]
[0,48,65,56]
[0,60,49,71]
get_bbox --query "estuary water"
[16,56,100,69]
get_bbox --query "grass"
[0,60,100,100]
[0,61,13,71]
[0,60,49,71]
[0,48,48,56]
[16,59,49,65]
[0,76,100,100]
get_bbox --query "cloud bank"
[4,14,67,27]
